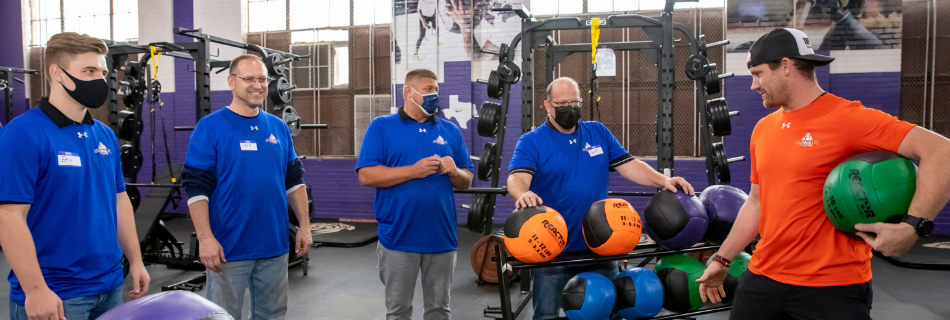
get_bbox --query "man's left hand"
[127,262,150,300]
[440,156,458,177]
[663,177,695,196]
[855,222,917,257]
[296,228,313,258]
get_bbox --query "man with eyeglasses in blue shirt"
[507,77,695,320]
[182,54,312,320]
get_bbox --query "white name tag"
[588,147,604,157]
[240,141,258,151]
[57,151,82,167]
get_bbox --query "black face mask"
[551,106,581,130]
[59,67,109,109]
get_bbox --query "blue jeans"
[9,286,123,320]
[531,261,619,320]
[206,254,289,320]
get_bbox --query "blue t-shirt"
[355,109,474,253]
[0,99,125,304]
[508,121,633,252]
[184,108,298,261]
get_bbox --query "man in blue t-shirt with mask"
[0,32,150,320]
[357,69,474,320]
[507,77,695,320]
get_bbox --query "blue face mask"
[411,87,439,116]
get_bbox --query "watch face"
[921,221,935,235]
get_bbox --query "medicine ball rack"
[0,66,37,127]
[488,242,729,320]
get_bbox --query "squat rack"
[0,66,38,126]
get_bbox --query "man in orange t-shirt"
[695,28,950,320]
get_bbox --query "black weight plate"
[487,70,503,99]
[468,194,488,233]
[478,102,501,137]
[117,110,139,141]
[266,54,286,76]
[282,106,302,137]
[498,43,510,64]
[705,64,721,95]
[477,142,497,181]
[120,144,143,177]
[712,142,730,184]
[684,55,709,81]
[707,98,731,136]
[501,61,521,83]
[269,77,293,105]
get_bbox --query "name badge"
[240,141,258,151]
[57,151,82,167]
[583,144,604,157]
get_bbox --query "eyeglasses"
[231,74,273,85]
[550,99,583,108]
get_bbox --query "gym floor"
[0,217,947,320]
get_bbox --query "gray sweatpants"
[377,242,457,320]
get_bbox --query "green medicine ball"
[654,255,706,313]
[823,151,916,233]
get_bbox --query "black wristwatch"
[901,215,934,238]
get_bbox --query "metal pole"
[923,1,930,127]
[929,0,936,129]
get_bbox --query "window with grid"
[28,0,139,46]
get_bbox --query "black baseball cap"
[746,28,835,69]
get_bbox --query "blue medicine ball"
[613,268,664,319]
[562,272,616,320]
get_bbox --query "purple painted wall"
[0,0,28,124]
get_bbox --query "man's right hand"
[695,261,729,304]
[410,155,442,179]
[199,236,227,273]
[515,191,543,209]
[25,287,65,320]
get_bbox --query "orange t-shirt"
[748,93,916,287]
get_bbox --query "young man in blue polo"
[181,54,312,320]
[0,32,150,320]
[507,77,694,320]
[357,69,474,320]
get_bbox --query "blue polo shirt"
[183,108,298,261]
[356,108,474,253]
[0,98,125,304]
[508,120,634,252]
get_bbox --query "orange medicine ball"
[503,206,569,263]
[583,199,643,256]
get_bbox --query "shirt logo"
[433,136,447,145]
[266,134,280,144]
[94,142,111,155]
[420,128,427,133]
[569,139,577,144]
[803,37,812,49]
[77,132,88,138]
[782,122,791,129]
[795,131,819,148]
[251,126,259,130]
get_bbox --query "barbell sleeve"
[706,39,730,48]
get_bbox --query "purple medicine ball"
[644,190,709,250]
[698,185,748,245]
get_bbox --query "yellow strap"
[149,46,161,81]
[591,18,600,64]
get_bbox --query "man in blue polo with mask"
[357,69,473,320]
[0,32,150,320]
[508,77,694,320]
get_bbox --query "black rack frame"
[0,66,38,126]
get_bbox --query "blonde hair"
[45,32,108,80]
